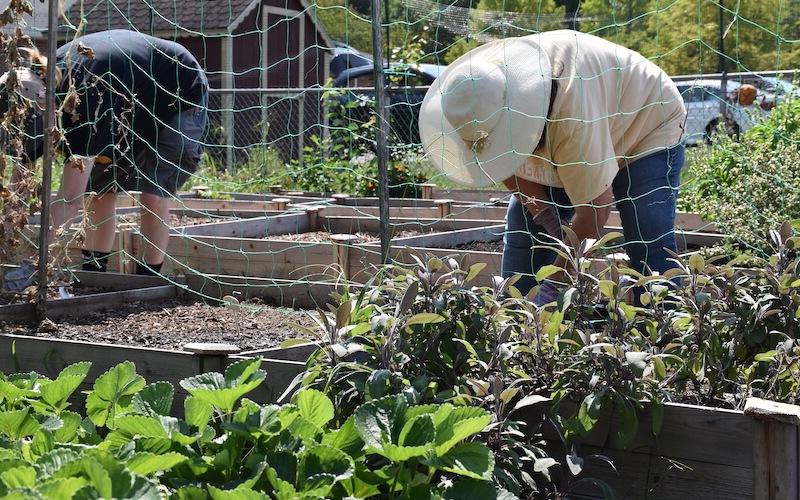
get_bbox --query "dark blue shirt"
[56,29,208,159]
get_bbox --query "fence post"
[420,183,437,200]
[297,91,305,169]
[330,234,360,280]
[744,397,800,499]
[370,0,391,264]
[221,36,235,172]
[36,0,60,320]
[183,342,242,374]
[435,199,453,219]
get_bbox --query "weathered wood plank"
[239,343,318,361]
[431,187,509,203]
[322,216,499,234]
[189,192,334,205]
[0,303,35,323]
[768,423,799,499]
[624,402,753,468]
[385,224,505,248]
[163,235,335,266]
[0,334,205,387]
[753,421,770,500]
[535,401,754,469]
[336,196,439,208]
[169,208,283,219]
[0,270,180,322]
[745,397,800,426]
[184,273,347,310]
[170,258,336,281]
[162,234,339,280]
[174,212,310,238]
[318,205,508,221]
[644,453,753,500]
[45,285,178,320]
[68,270,180,290]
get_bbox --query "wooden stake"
[183,342,242,355]
[305,206,324,232]
[745,397,800,500]
[269,198,291,211]
[420,183,436,199]
[434,199,454,219]
[330,234,361,280]
[332,194,351,205]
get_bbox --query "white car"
[756,76,800,99]
[675,79,772,145]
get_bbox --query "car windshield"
[764,79,800,95]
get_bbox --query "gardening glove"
[534,279,560,307]
[2,259,37,292]
[532,206,564,241]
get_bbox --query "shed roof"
[62,0,263,35]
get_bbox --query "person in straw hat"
[2,30,208,291]
[419,30,687,304]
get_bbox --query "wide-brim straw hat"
[419,37,552,187]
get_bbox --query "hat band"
[464,130,490,154]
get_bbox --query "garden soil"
[0,297,315,351]
[454,240,504,252]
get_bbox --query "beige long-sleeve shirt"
[516,30,687,204]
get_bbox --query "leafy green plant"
[680,95,800,254]
[287,221,800,497]
[0,359,501,499]
[289,256,616,498]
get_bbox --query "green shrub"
[680,97,800,254]
[185,147,287,196]
[291,257,618,498]
[290,225,800,496]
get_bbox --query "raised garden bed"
[0,271,319,407]
[0,297,313,352]
[0,333,305,409]
[158,210,498,282]
[156,205,727,289]
[521,397,800,500]
[0,270,178,323]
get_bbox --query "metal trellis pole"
[718,0,728,120]
[370,0,391,263]
[36,0,59,320]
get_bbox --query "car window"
[351,74,375,88]
[702,87,721,100]
[678,86,707,103]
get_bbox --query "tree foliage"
[314,0,800,76]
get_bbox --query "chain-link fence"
[206,88,322,170]
[206,86,428,170]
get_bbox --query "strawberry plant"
[0,359,501,499]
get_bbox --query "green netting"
[0,0,798,308]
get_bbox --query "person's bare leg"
[139,192,171,267]
[83,193,117,253]
[50,156,94,238]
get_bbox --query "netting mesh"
[1,0,799,310]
